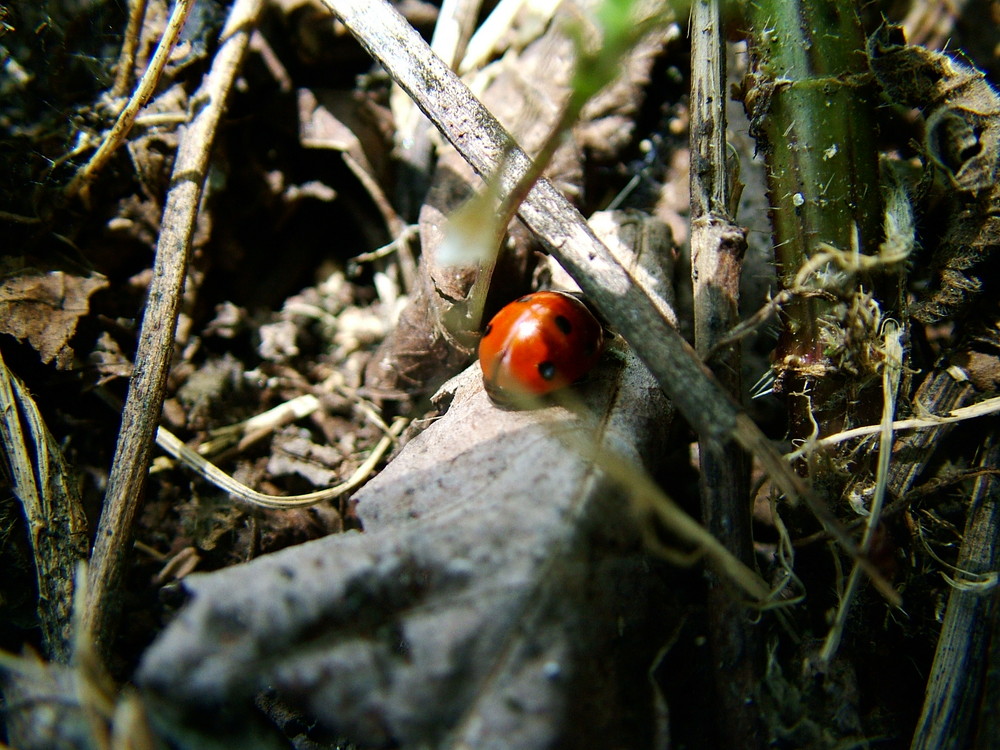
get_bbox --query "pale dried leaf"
[0,655,94,749]
[137,343,677,749]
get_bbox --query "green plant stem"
[742,0,884,433]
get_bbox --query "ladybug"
[478,290,605,403]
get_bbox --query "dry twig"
[688,0,759,744]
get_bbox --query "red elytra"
[478,291,605,402]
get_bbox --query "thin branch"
[689,0,759,745]
[111,0,150,99]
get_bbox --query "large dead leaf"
[136,334,678,748]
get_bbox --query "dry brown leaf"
[87,331,134,385]
[869,24,1000,323]
[0,269,108,368]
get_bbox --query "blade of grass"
[0,349,89,663]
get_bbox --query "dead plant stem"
[689,0,760,745]
[911,434,1000,749]
[154,417,408,509]
[82,0,266,661]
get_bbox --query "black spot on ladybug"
[538,361,557,380]
[553,315,573,336]
[483,323,493,337]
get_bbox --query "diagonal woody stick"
[320,0,900,605]
[82,0,267,659]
